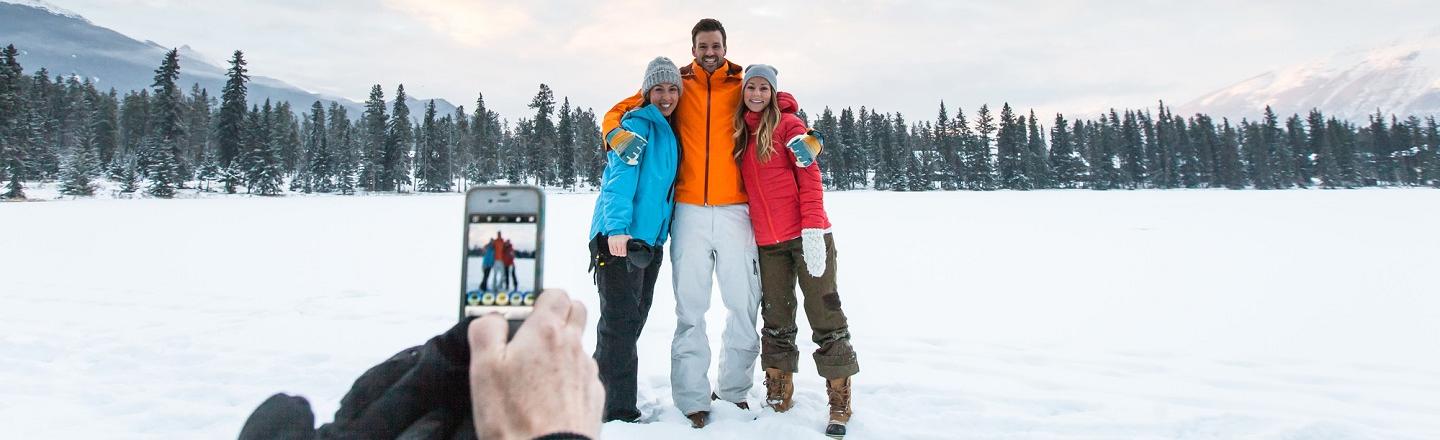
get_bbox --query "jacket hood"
[775,91,798,114]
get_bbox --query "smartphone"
[460,185,545,322]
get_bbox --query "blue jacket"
[589,104,678,247]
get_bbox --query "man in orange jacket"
[600,18,761,428]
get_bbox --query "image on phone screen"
[464,214,538,308]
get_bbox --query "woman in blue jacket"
[588,56,682,423]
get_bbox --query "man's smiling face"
[692,30,726,73]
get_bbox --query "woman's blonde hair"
[733,88,781,163]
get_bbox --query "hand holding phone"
[467,289,602,439]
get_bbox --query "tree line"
[806,102,1440,191]
[0,44,605,199]
[3,43,1438,200]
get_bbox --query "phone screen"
[464,213,539,309]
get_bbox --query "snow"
[3,189,1439,439]
[0,0,88,22]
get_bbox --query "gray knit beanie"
[743,64,778,90]
[641,56,682,95]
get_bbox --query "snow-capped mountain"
[0,0,457,118]
[1182,28,1440,122]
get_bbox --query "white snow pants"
[668,203,763,415]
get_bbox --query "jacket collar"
[681,59,743,82]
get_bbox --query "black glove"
[239,319,477,440]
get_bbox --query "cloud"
[382,0,535,46]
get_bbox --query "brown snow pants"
[758,233,859,379]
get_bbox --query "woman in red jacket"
[732,64,858,439]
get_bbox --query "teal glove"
[605,128,648,166]
[785,129,824,168]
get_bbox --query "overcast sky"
[48,0,1440,122]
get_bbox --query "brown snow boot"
[825,376,853,439]
[764,368,794,412]
[686,410,709,428]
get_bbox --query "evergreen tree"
[384,85,413,191]
[1307,110,1337,188]
[1366,109,1391,185]
[441,113,458,191]
[185,84,211,173]
[905,148,928,191]
[995,103,1025,189]
[328,103,358,195]
[1049,113,1083,188]
[359,85,386,191]
[246,102,284,195]
[278,102,304,177]
[1072,119,1094,186]
[934,102,956,190]
[1395,116,1423,185]
[114,153,141,194]
[1173,113,1202,188]
[1140,109,1160,187]
[1287,113,1312,187]
[0,44,26,198]
[1328,118,1361,188]
[141,49,185,197]
[527,84,557,186]
[59,93,100,196]
[815,107,840,188]
[305,100,332,193]
[417,99,451,192]
[118,89,150,165]
[578,108,604,188]
[1154,103,1181,188]
[27,69,61,180]
[1241,120,1271,189]
[1026,109,1050,188]
[950,106,974,190]
[970,104,996,190]
[1188,115,1216,187]
[836,107,859,190]
[142,137,181,197]
[505,121,524,184]
[466,94,493,186]
[1216,118,1244,189]
[1090,111,1122,190]
[216,51,248,173]
[556,97,576,190]
[93,89,120,166]
[195,150,219,192]
[1119,110,1145,188]
[889,113,910,190]
[271,102,301,190]
[1262,106,1293,188]
[452,105,471,190]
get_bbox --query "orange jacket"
[604,59,746,206]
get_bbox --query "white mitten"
[801,228,827,277]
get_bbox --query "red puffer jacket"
[739,92,831,246]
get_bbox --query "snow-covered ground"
[2,189,1439,439]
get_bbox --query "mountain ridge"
[1181,28,1440,122]
[0,1,458,119]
